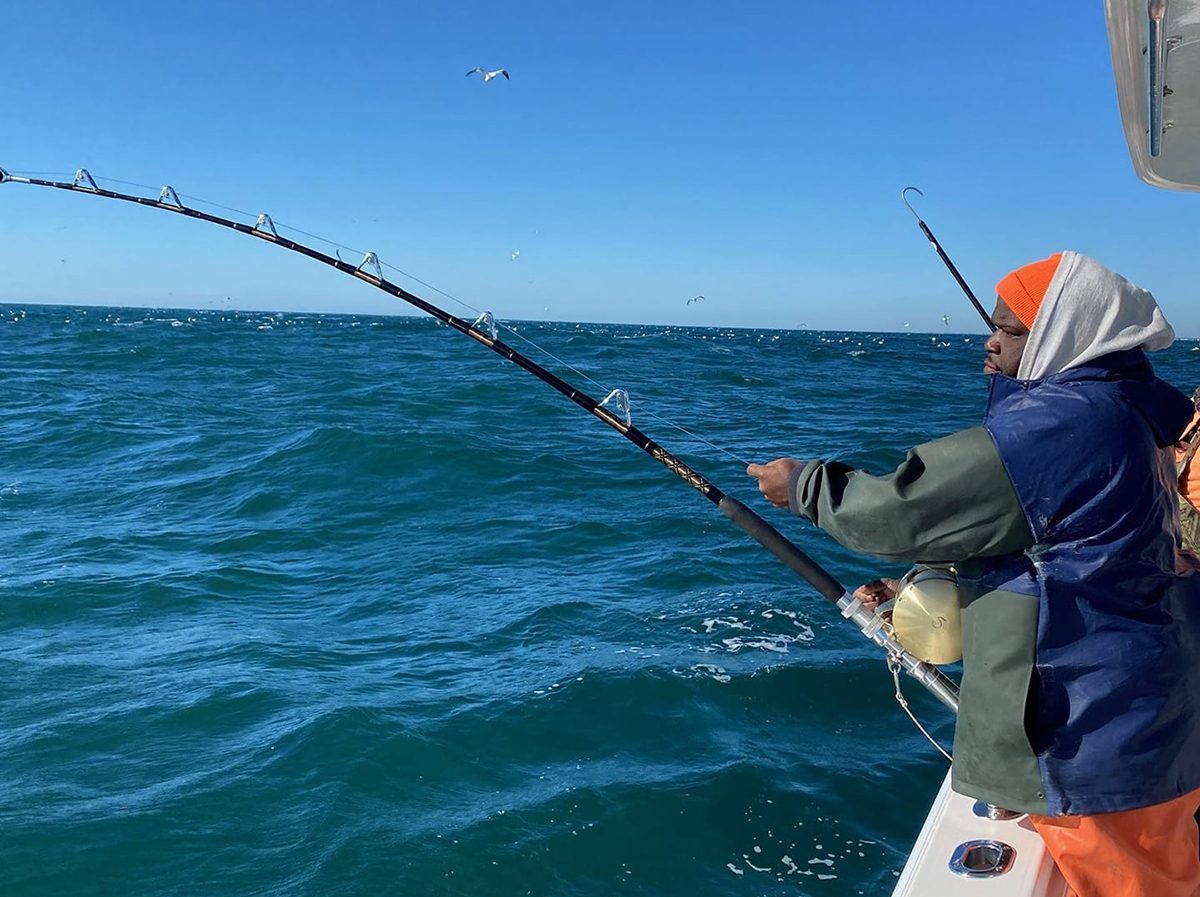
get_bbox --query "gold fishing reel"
[885,565,963,665]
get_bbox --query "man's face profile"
[983,298,1030,377]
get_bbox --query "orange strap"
[1180,409,1200,511]
[1029,788,1200,897]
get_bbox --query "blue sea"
[3,304,1196,897]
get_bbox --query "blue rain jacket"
[983,348,1200,815]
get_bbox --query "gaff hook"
[901,185,924,220]
[900,186,994,331]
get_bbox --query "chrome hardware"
[471,311,498,339]
[356,251,382,279]
[159,186,182,207]
[835,590,960,713]
[1148,0,1167,156]
[599,389,631,426]
[254,213,278,237]
[74,168,98,189]
[949,840,1016,878]
[972,801,1021,820]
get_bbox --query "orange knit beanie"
[995,252,1063,329]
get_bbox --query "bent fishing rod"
[1,166,958,713]
[901,187,994,331]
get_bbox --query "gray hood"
[1016,251,1175,380]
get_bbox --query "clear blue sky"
[2,1,1197,335]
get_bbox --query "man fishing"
[748,251,1200,897]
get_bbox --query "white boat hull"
[891,770,1067,897]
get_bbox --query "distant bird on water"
[687,295,705,305]
[466,67,509,82]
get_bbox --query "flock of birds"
[902,315,953,329]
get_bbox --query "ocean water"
[2,304,1196,897]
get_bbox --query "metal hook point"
[901,186,925,220]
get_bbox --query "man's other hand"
[746,458,803,508]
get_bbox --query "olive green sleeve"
[788,426,1033,563]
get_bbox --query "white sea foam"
[701,616,750,633]
[682,663,731,683]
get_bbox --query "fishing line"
[889,656,953,762]
[366,256,754,466]
[1,164,960,715]
[8,170,76,179]
[82,171,751,465]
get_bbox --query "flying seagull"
[511,250,520,261]
[466,67,509,82]
[941,314,950,326]
[687,294,705,305]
